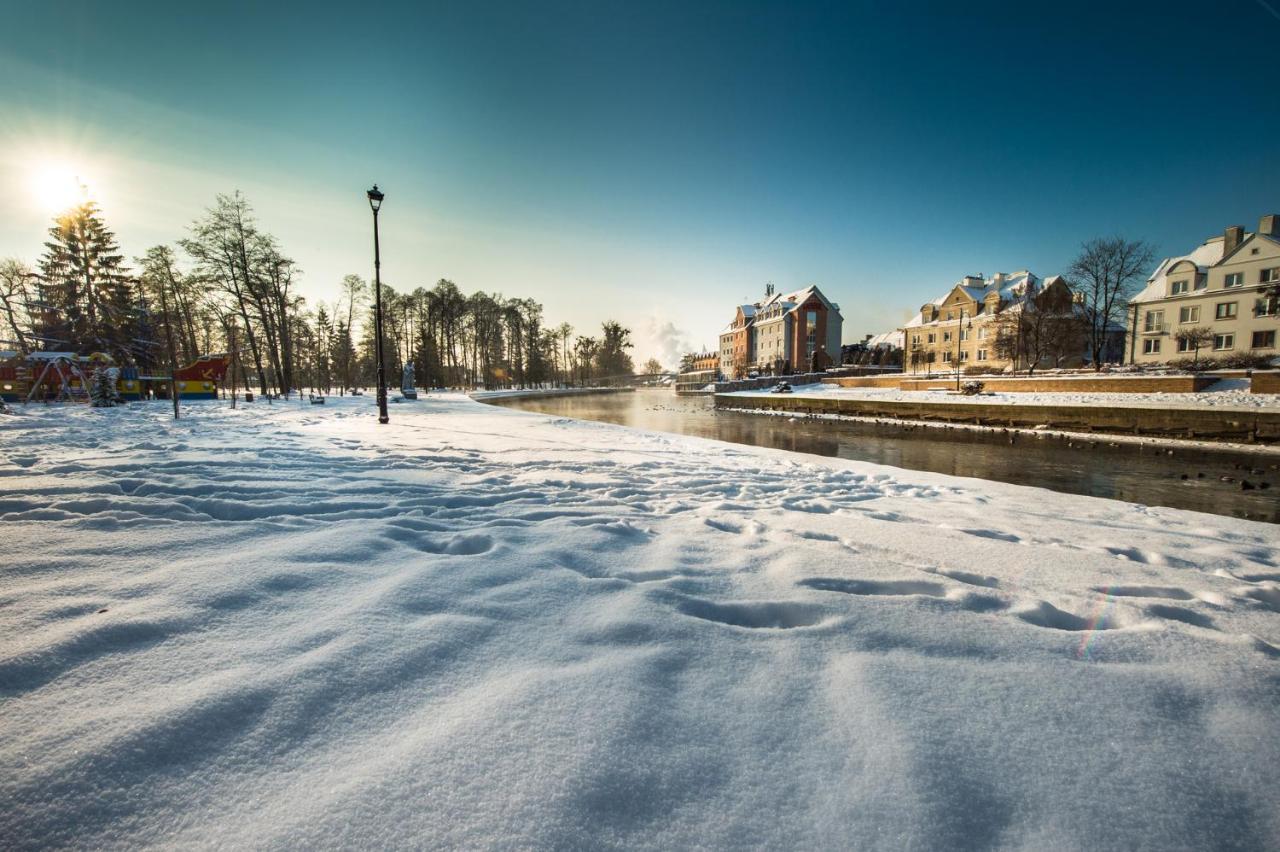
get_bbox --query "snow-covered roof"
[864,330,904,349]
[903,271,1042,328]
[1131,236,1230,304]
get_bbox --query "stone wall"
[1252,372,1280,394]
[716,393,1280,442]
[827,374,1218,393]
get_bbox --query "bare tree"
[0,259,35,352]
[1174,326,1214,368]
[1068,237,1155,370]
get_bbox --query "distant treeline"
[0,192,637,394]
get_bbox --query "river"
[485,388,1279,523]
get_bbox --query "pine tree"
[88,366,116,407]
[39,202,135,357]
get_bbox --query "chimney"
[1260,214,1280,238]
[1224,225,1245,256]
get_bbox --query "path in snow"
[1,395,1278,849]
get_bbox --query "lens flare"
[28,163,89,214]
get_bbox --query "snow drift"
[1,395,1277,849]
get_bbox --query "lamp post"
[367,184,389,424]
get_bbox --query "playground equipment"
[0,352,230,403]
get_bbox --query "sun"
[28,163,90,214]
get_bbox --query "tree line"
[0,192,639,394]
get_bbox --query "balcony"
[1141,324,1169,335]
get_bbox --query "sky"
[2,0,1278,367]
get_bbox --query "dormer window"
[1170,280,1189,295]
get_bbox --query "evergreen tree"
[39,201,135,357]
[596,321,634,379]
[88,365,116,407]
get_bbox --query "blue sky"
[2,0,1278,365]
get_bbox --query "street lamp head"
[366,184,384,212]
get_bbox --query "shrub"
[962,365,989,376]
[960,380,985,395]
[1165,356,1220,372]
[1219,352,1277,370]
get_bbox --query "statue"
[401,361,418,400]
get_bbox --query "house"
[718,304,757,379]
[842,330,904,366]
[750,286,843,375]
[1127,214,1280,365]
[899,271,1099,373]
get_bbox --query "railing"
[1142,324,1169,334]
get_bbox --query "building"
[717,304,756,379]
[842,330,904,366]
[1127,214,1280,365]
[899,271,1101,373]
[687,352,718,372]
[718,286,844,379]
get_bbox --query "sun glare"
[29,163,90,214]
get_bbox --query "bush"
[1165,356,1219,372]
[962,365,989,376]
[1219,352,1277,370]
[960,380,985,395]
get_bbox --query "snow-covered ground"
[729,377,1280,410]
[2,395,1278,849]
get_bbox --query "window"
[1170,280,1189,295]
[1213,334,1234,351]
[978,326,988,340]
[911,334,921,345]
[927,333,936,344]
[942,351,952,363]
[976,349,988,361]
[1257,298,1277,317]
[1215,302,1237,320]
[959,350,969,361]
[1193,279,1207,291]
[1143,338,1161,354]
[1253,331,1276,349]
[1143,310,1164,332]
[1178,306,1200,324]
[1262,268,1280,284]
[1223,272,1243,288]
[942,331,952,343]
[1177,337,1194,353]
[960,328,970,341]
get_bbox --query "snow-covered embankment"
[1,394,1277,848]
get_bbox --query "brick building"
[718,286,844,379]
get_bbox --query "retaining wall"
[716,393,1280,442]
[1252,372,1280,394]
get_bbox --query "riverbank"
[469,386,635,402]
[3,394,1277,848]
[719,382,1280,442]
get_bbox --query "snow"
[1132,236,1228,304]
[2,395,1279,849]
[728,379,1280,410]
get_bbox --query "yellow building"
[1128,214,1280,364]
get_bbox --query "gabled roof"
[903,271,1041,328]
[1131,236,1229,304]
[864,330,904,349]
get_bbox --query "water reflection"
[487,389,1279,523]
